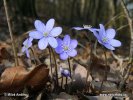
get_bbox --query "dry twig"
[118,0,133,90]
[3,0,18,66]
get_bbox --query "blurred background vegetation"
[0,0,133,43]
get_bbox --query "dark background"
[0,0,133,42]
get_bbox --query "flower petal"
[26,50,30,58]
[69,39,78,49]
[89,28,102,44]
[28,42,32,48]
[106,29,116,39]
[57,38,63,46]
[62,69,70,77]
[63,35,70,46]
[22,47,26,52]
[23,38,28,45]
[104,43,115,50]
[29,31,43,39]
[38,38,48,50]
[28,37,33,42]
[60,52,68,60]
[55,38,63,53]
[73,27,85,30]
[48,37,58,48]
[67,49,77,57]
[23,37,33,46]
[110,39,121,47]
[55,46,63,54]
[99,24,106,38]
[45,18,55,32]
[50,27,62,37]
[34,20,45,33]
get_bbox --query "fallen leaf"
[0,43,11,63]
[90,54,110,81]
[0,66,28,93]
[0,64,49,93]
[26,64,49,90]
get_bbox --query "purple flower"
[73,25,92,30]
[22,37,33,58]
[60,67,70,77]
[55,35,78,60]
[29,19,62,50]
[90,24,121,50]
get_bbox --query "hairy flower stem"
[3,0,18,66]
[30,47,41,64]
[30,48,37,65]
[61,76,63,88]
[51,47,59,87]
[68,57,72,77]
[99,49,108,93]
[66,77,68,86]
[48,47,53,79]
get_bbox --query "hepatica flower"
[60,67,70,77]
[55,35,78,60]
[22,37,33,58]
[29,19,62,50]
[90,24,121,50]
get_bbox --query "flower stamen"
[25,45,28,48]
[63,45,69,51]
[102,37,108,43]
[43,32,48,37]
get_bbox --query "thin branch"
[121,0,133,59]
[116,24,128,31]
[3,0,18,66]
[118,0,133,91]
[73,58,88,69]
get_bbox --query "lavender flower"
[90,24,121,50]
[22,37,33,58]
[60,67,70,77]
[29,19,62,50]
[55,35,78,60]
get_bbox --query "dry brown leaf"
[0,66,28,93]
[0,64,49,93]
[0,43,11,63]
[90,54,110,81]
[26,64,49,90]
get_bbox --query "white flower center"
[25,44,28,48]
[102,37,108,43]
[83,25,92,28]
[43,32,48,37]
[63,46,69,51]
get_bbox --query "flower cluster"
[22,18,121,59]
[22,18,78,60]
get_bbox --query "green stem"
[3,0,18,66]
